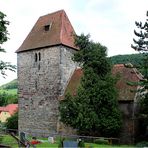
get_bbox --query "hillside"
[0,79,17,89]
[0,79,17,95]
[0,79,18,106]
[110,53,142,66]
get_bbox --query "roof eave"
[16,43,79,53]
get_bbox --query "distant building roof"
[16,10,78,53]
[63,64,142,101]
[112,64,141,101]
[0,104,18,115]
[64,68,83,96]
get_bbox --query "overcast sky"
[0,0,147,85]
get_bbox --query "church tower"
[16,10,78,135]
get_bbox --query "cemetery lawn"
[36,142,135,147]
[1,135,134,148]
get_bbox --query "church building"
[16,10,78,135]
[16,10,141,144]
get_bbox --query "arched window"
[39,52,41,61]
[35,53,37,62]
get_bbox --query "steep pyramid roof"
[16,10,77,53]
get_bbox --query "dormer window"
[44,25,50,31]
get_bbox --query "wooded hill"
[0,79,17,90]
[109,53,142,66]
[0,79,18,106]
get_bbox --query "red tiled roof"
[112,64,141,101]
[0,104,18,115]
[63,64,141,101]
[65,68,83,96]
[16,10,78,53]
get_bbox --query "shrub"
[94,138,108,145]
[58,137,64,148]
[0,136,3,143]
[5,112,18,130]
[0,92,18,106]
[78,139,85,147]
[136,141,148,147]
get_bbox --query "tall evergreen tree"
[59,34,122,137]
[131,11,148,138]
[0,11,16,77]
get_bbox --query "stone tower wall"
[18,45,76,135]
[59,46,77,95]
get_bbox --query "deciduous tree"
[0,11,16,77]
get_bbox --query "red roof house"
[0,104,18,122]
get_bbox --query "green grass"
[1,135,18,148]
[1,135,59,147]
[0,135,135,148]
[0,89,17,95]
[85,143,135,147]
[36,142,58,147]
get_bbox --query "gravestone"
[48,136,54,143]
[63,140,78,148]
[20,132,26,144]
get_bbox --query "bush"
[136,141,148,147]
[0,92,18,106]
[94,138,108,145]
[58,137,64,148]
[0,136,3,143]
[78,139,85,147]
[5,112,18,130]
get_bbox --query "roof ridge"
[114,64,124,67]
[60,10,65,44]
[132,67,143,80]
[40,9,65,18]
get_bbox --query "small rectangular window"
[44,25,50,31]
[35,53,37,62]
[39,52,41,61]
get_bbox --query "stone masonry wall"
[18,45,76,135]
[119,102,135,144]
[59,45,77,95]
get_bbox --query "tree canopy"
[131,10,148,140]
[59,34,122,137]
[0,11,16,77]
[110,53,143,66]
[131,11,148,105]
